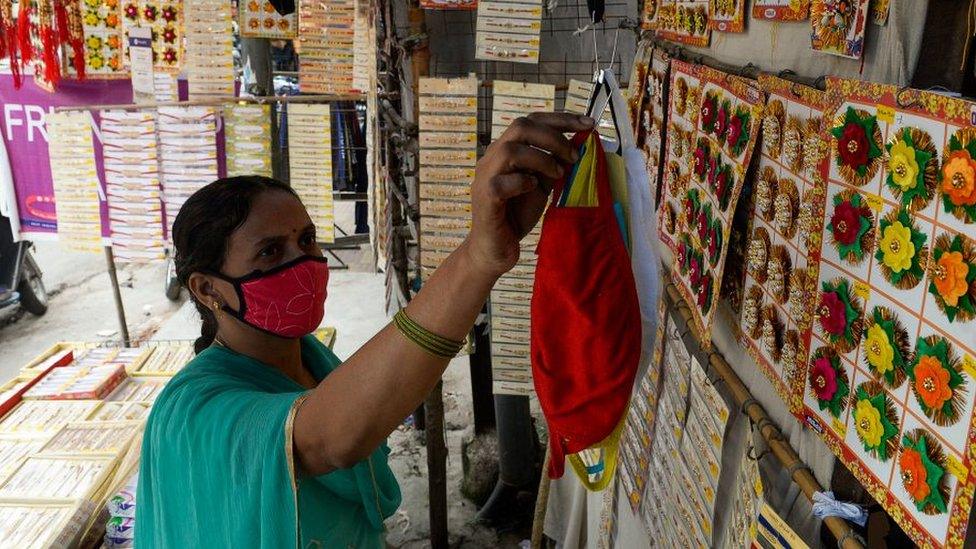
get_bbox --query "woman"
[136,113,594,547]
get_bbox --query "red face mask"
[212,256,329,338]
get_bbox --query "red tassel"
[5,24,20,88]
[70,36,83,78]
[16,1,31,63]
[40,25,59,86]
[53,0,68,46]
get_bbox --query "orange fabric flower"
[900,448,930,502]
[942,150,976,206]
[933,251,970,307]
[915,356,953,410]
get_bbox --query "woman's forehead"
[232,191,310,243]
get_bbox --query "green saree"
[135,335,402,548]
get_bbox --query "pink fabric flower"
[697,211,709,241]
[690,256,702,287]
[697,275,711,308]
[708,226,719,258]
[727,115,743,147]
[693,146,707,178]
[715,105,729,139]
[707,156,719,186]
[811,357,838,401]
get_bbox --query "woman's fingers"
[493,141,565,180]
[487,173,540,202]
[497,114,593,164]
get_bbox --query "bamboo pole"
[664,281,864,549]
[530,447,552,549]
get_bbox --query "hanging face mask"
[210,255,329,339]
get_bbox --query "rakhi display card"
[490,80,554,139]
[225,103,272,178]
[352,0,373,93]
[752,0,811,21]
[488,80,550,395]
[287,103,336,244]
[184,0,235,100]
[872,0,890,25]
[420,0,477,8]
[641,0,661,29]
[810,0,868,59]
[722,430,764,548]
[618,300,668,512]
[638,48,670,209]
[739,75,829,413]
[101,109,165,263]
[66,0,126,79]
[800,77,976,548]
[121,1,183,73]
[157,106,218,238]
[662,60,765,344]
[418,76,478,281]
[475,0,543,64]
[239,0,297,39]
[299,0,357,96]
[46,112,103,253]
[654,0,711,47]
[708,0,745,32]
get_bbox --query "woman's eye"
[301,233,316,247]
[259,245,279,258]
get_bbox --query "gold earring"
[212,301,223,319]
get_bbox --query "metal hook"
[813,75,827,91]
[747,445,771,461]
[608,27,621,71]
[790,81,803,98]
[591,23,600,79]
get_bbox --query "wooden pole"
[103,246,131,348]
[530,448,552,549]
[664,280,864,549]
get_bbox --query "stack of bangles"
[393,310,465,359]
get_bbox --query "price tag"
[854,280,871,301]
[750,523,758,539]
[831,417,848,437]
[948,454,969,482]
[963,355,976,379]
[754,476,764,496]
[876,104,896,124]
[865,192,884,212]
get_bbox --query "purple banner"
[0,75,132,236]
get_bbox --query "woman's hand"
[464,112,595,277]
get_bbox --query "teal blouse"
[135,336,402,548]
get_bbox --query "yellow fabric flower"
[888,140,919,192]
[865,324,894,375]
[855,399,884,448]
[880,221,915,273]
[86,36,102,50]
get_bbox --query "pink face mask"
[212,255,329,338]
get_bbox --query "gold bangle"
[393,309,464,359]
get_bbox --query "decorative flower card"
[739,75,828,414]
[121,1,183,73]
[632,47,671,210]
[66,0,127,79]
[654,0,711,47]
[663,60,765,345]
[708,0,745,33]
[810,0,868,59]
[800,76,976,548]
[752,0,810,21]
[239,0,297,39]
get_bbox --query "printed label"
[831,417,847,437]
[876,104,895,124]
[854,280,871,301]
[865,192,884,212]
[948,454,969,482]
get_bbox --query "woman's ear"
[188,273,236,311]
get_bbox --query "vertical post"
[469,314,496,434]
[103,246,130,347]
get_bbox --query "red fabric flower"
[697,211,709,241]
[143,5,157,20]
[708,227,719,258]
[810,357,838,401]
[830,200,863,246]
[727,115,743,147]
[707,156,719,186]
[124,3,138,19]
[838,122,869,168]
[693,146,707,178]
[162,28,176,43]
[677,241,687,268]
[701,95,717,128]
[684,196,696,222]
[715,105,729,139]
[697,275,711,308]
[715,168,729,200]
[818,291,847,336]
[162,6,177,21]
[690,256,702,287]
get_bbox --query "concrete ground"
[0,202,519,547]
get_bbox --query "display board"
[801,77,976,548]
[121,0,184,73]
[654,0,711,47]
[721,430,764,549]
[299,0,357,95]
[661,60,764,344]
[417,76,478,282]
[157,106,218,238]
[474,0,543,64]
[46,112,103,253]
[239,0,297,39]
[184,0,235,99]
[752,0,810,21]
[287,103,336,244]
[739,75,828,413]
[101,109,166,263]
[643,48,671,207]
[488,80,552,396]
[708,0,746,33]
[224,103,272,178]
[810,0,869,59]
